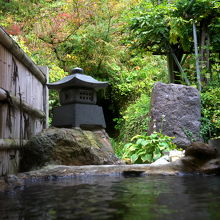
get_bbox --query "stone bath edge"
[1,158,220,192]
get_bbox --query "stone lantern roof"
[47,67,107,128]
[47,67,108,90]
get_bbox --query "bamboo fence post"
[193,21,202,92]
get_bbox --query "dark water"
[1,175,220,220]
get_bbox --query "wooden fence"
[0,27,48,176]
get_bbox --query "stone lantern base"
[52,103,106,129]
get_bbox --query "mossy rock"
[20,128,122,171]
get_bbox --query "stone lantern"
[47,67,108,129]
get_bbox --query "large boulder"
[20,128,123,171]
[148,82,201,147]
[185,142,218,160]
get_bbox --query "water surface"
[1,175,220,220]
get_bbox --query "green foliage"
[114,94,151,143]
[173,0,220,59]
[48,65,69,125]
[49,65,68,83]
[1,0,219,149]
[110,54,167,110]
[122,132,177,164]
[110,54,167,152]
[129,3,171,54]
[110,138,124,158]
[129,0,220,86]
[174,0,218,21]
[129,0,220,54]
[200,83,220,141]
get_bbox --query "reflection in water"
[0,175,220,220]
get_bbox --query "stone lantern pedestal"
[52,104,106,129]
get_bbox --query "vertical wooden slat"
[0,150,19,175]
[0,34,48,176]
[39,66,49,128]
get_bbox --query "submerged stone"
[20,128,123,171]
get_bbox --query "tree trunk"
[167,53,174,83]
[206,34,210,74]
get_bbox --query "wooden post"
[38,66,49,128]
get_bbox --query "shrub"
[122,132,177,164]
[114,94,151,142]
[200,84,220,142]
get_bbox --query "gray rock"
[180,156,220,174]
[151,156,170,165]
[20,128,123,171]
[169,150,185,162]
[148,82,201,147]
[208,138,220,151]
[151,150,185,165]
[185,142,218,160]
[18,156,220,180]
